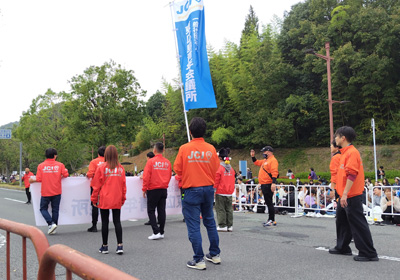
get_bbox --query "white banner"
[31,177,182,226]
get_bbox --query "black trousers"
[147,189,168,235]
[382,206,400,224]
[100,209,122,245]
[335,195,377,258]
[90,187,99,225]
[25,187,31,203]
[261,184,275,222]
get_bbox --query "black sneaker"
[116,245,123,255]
[99,245,109,254]
[144,221,151,225]
[354,255,379,262]
[187,259,206,270]
[87,226,98,232]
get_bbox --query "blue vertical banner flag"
[173,0,217,110]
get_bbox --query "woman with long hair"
[91,145,126,255]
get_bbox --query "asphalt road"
[1,187,400,280]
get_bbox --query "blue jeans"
[182,186,220,261]
[40,195,61,225]
[311,204,320,213]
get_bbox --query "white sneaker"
[48,223,57,235]
[217,226,228,232]
[148,233,162,240]
[227,226,233,232]
[159,234,164,239]
[315,213,322,218]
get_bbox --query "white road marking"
[0,233,6,249]
[316,247,400,262]
[4,198,25,203]
[0,188,24,192]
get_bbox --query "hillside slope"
[120,145,400,176]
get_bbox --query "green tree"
[63,60,146,148]
[16,89,87,172]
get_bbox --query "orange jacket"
[336,145,365,198]
[253,155,279,184]
[174,175,183,188]
[173,138,220,189]
[214,164,235,195]
[87,156,105,187]
[142,154,172,191]
[329,152,341,185]
[22,172,34,188]
[36,159,69,197]
[91,163,126,209]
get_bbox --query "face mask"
[263,154,268,159]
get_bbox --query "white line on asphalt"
[316,247,400,262]
[0,234,6,249]
[0,188,24,192]
[4,198,25,203]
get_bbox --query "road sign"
[0,129,12,139]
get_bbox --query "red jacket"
[329,152,341,185]
[214,164,235,195]
[91,163,126,209]
[253,155,279,184]
[87,156,105,187]
[175,175,183,188]
[142,154,172,191]
[173,138,220,189]
[22,172,34,188]
[336,145,365,198]
[36,159,69,197]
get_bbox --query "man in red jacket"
[142,142,172,240]
[86,146,106,232]
[30,148,69,235]
[174,117,220,270]
[22,168,34,204]
[328,126,378,261]
[251,146,279,227]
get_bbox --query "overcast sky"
[0,0,301,126]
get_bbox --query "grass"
[75,144,400,181]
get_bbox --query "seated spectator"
[393,177,400,187]
[236,178,246,197]
[380,188,400,225]
[377,166,385,180]
[309,168,318,180]
[304,189,320,213]
[286,169,294,179]
[296,177,303,186]
[298,186,308,207]
[382,178,390,186]
[236,171,243,181]
[371,186,384,207]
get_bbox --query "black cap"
[261,146,274,153]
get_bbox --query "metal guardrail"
[0,218,139,280]
[37,244,139,280]
[0,218,50,280]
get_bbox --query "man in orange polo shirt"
[328,126,378,261]
[86,146,106,232]
[174,117,220,270]
[142,142,171,240]
[22,168,34,204]
[30,148,69,235]
[251,146,279,226]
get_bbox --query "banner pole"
[169,1,191,142]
